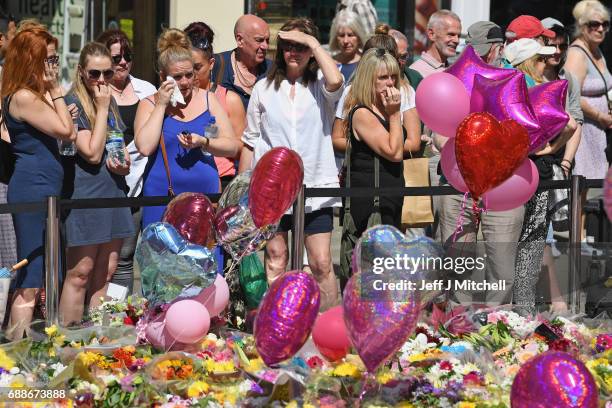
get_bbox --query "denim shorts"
[278,207,334,234]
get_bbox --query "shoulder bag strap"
[570,45,612,114]
[345,106,357,214]
[159,132,175,197]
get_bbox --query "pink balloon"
[528,80,570,152]
[312,305,351,361]
[445,45,517,96]
[162,192,215,247]
[343,272,419,372]
[605,166,612,222]
[193,274,230,316]
[254,271,320,366]
[482,159,538,211]
[440,141,468,192]
[164,300,210,344]
[249,147,304,228]
[415,72,470,137]
[144,313,173,349]
[511,351,598,408]
[470,73,544,149]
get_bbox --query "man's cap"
[506,15,555,41]
[504,38,556,66]
[466,21,504,56]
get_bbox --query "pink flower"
[463,371,482,386]
[487,312,508,325]
[439,361,453,371]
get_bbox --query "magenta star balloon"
[528,80,570,151]
[470,73,544,149]
[445,44,517,95]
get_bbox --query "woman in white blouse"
[239,17,344,311]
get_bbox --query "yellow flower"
[45,325,58,337]
[245,358,263,372]
[605,376,612,393]
[303,404,317,408]
[408,353,427,362]
[332,362,361,378]
[286,402,299,408]
[458,403,476,408]
[396,403,414,408]
[10,379,25,388]
[0,349,15,370]
[187,381,210,398]
[78,352,103,367]
[377,372,394,384]
[53,334,66,346]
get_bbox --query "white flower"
[50,362,67,378]
[0,373,13,387]
[98,374,119,386]
[400,333,437,356]
[8,367,19,375]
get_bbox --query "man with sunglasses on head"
[213,14,271,109]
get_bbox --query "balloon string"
[451,192,470,243]
[357,371,378,406]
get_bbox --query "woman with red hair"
[1,28,74,338]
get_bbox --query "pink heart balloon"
[528,80,570,152]
[254,271,320,366]
[249,147,304,228]
[343,273,419,372]
[445,44,517,95]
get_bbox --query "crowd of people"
[0,0,610,338]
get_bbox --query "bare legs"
[6,288,38,340]
[264,231,339,312]
[59,239,122,326]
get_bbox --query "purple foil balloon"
[254,271,320,366]
[511,351,598,408]
[445,44,517,95]
[528,80,570,151]
[470,73,544,149]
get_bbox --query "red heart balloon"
[249,147,304,227]
[455,112,529,199]
[162,192,215,246]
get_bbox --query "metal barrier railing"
[0,175,604,324]
[290,175,604,315]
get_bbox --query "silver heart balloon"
[135,222,218,306]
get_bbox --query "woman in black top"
[342,48,405,235]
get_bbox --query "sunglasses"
[171,71,194,81]
[87,69,115,80]
[44,55,60,64]
[281,41,309,53]
[111,53,132,64]
[586,20,610,31]
[193,38,211,52]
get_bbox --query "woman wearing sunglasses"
[185,22,245,190]
[1,28,74,338]
[96,29,156,295]
[59,42,135,326]
[565,0,611,176]
[239,18,344,311]
[135,29,240,230]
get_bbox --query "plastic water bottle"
[106,117,127,166]
[202,116,218,157]
[58,124,77,156]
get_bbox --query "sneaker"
[581,239,603,257]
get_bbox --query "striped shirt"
[336,0,378,36]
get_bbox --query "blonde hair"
[343,48,402,116]
[70,42,120,131]
[16,18,46,33]
[329,10,367,53]
[515,55,544,84]
[157,28,193,75]
[573,0,610,38]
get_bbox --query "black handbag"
[0,96,15,184]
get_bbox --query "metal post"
[568,175,583,314]
[291,185,306,270]
[45,196,61,326]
